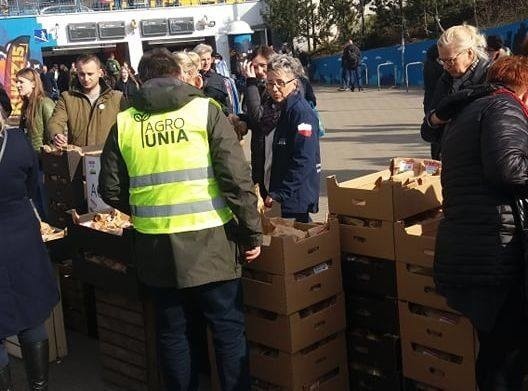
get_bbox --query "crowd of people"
[5,20,528,391]
[0,43,321,390]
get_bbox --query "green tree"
[262,0,302,47]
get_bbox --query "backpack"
[343,45,360,69]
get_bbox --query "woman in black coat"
[421,24,490,160]
[114,67,139,102]
[0,121,59,390]
[434,56,528,390]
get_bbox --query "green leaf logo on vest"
[134,112,189,148]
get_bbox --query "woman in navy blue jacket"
[0,114,59,390]
[264,54,321,223]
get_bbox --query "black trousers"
[476,286,528,391]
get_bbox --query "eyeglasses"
[265,78,296,89]
[436,49,468,66]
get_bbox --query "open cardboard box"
[242,259,342,315]
[327,169,442,221]
[245,294,346,353]
[394,211,443,267]
[246,218,340,275]
[401,339,476,391]
[340,219,395,260]
[249,332,348,389]
[41,145,101,181]
[396,262,455,313]
[67,210,141,299]
[251,362,349,391]
[398,301,475,357]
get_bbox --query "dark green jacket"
[98,77,262,288]
[22,97,55,151]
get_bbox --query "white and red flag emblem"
[297,123,312,137]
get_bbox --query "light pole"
[400,0,405,86]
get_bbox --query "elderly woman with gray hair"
[263,54,321,223]
[421,24,492,159]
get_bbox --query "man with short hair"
[98,48,262,390]
[193,43,232,113]
[48,54,123,147]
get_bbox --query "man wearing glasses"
[420,25,491,160]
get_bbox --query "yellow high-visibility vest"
[117,97,233,234]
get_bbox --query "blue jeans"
[342,67,361,90]
[149,279,249,391]
[0,323,47,368]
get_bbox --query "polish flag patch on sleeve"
[297,123,313,137]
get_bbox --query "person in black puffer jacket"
[434,56,528,391]
[421,25,491,160]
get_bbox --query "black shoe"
[0,364,12,391]
[21,340,49,391]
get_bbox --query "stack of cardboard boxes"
[327,160,455,390]
[395,212,477,390]
[242,218,349,390]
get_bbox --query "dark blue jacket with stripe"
[269,91,321,214]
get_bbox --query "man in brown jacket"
[48,54,122,147]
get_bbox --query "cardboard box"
[246,219,340,275]
[401,339,476,391]
[394,212,442,267]
[84,152,111,213]
[249,332,347,388]
[396,262,454,313]
[242,259,342,315]
[342,254,396,297]
[68,212,139,299]
[346,294,399,335]
[340,220,395,260]
[348,329,401,372]
[327,171,442,221]
[252,361,349,391]
[245,294,346,353]
[349,363,402,391]
[68,211,134,264]
[404,378,444,390]
[399,301,475,357]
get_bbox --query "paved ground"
[313,86,429,220]
[8,86,430,390]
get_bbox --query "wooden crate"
[95,289,162,391]
[6,266,68,362]
[58,262,97,336]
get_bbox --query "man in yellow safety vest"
[98,48,262,390]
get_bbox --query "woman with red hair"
[434,55,528,390]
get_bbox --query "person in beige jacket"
[48,54,123,147]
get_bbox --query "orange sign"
[4,36,30,117]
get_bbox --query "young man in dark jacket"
[98,48,262,390]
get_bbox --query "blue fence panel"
[311,19,528,87]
